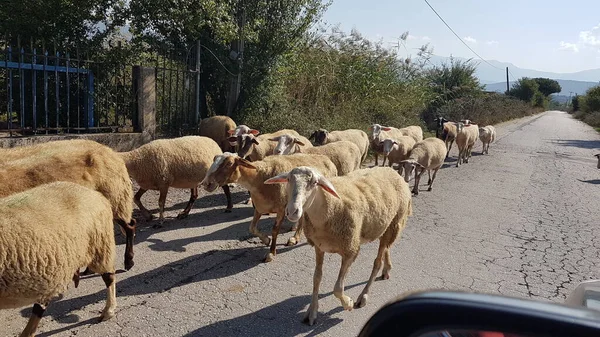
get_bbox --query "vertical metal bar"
[66,53,70,132]
[32,48,37,131]
[161,50,167,134]
[7,47,13,134]
[195,40,201,125]
[43,50,48,133]
[174,53,180,133]
[167,52,173,135]
[76,47,80,132]
[87,71,95,129]
[55,51,59,130]
[19,47,25,129]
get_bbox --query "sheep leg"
[355,240,386,309]
[303,246,324,326]
[157,187,169,222]
[334,253,358,311]
[381,155,387,167]
[134,188,154,221]
[412,168,425,195]
[456,149,462,167]
[20,303,47,337]
[374,153,378,166]
[428,167,440,192]
[116,219,136,271]
[177,187,198,219]
[100,273,117,322]
[249,209,270,246]
[265,211,286,262]
[222,184,233,213]
[427,169,432,185]
[287,216,304,246]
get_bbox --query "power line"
[422,0,503,71]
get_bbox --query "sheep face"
[270,134,306,155]
[381,138,398,156]
[201,153,254,192]
[236,134,260,159]
[309,129,328,145]
[228,125,260,137]
[399,159,424,183]
[595,154,600,169]
[264,166,339,222]
[369,124,393,141]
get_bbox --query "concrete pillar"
[133,66,156,142]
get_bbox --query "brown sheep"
[198,115,237,152]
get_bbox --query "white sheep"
[300,140,362,175]
[455,123,480,167]
[398,125,424,143]
[0,139,136,271]
[369,124,404,166]
[380,136,416,174]
[308,129,370,163]
[0,182,120,337]
[232,129,301,162]
[120,136,232,222]
[478,125,496,155]
[201,152,338,262]
[264,166,412,326]
[270,133,313,155]
[399,137,447,195]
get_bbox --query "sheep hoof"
[99,309,115,322]
[427,187,432,192]
[176,213,189,220]
[382,272,390,280]
[412,190,419,195]
[286,237,298,246]
[264,252,275,263]
[303,310,318,326]
[355,294,368,308]
[342,298,354,311]
[125,259,135,271]
[224,208,232,213]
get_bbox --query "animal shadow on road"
[577,179,600,185]
[182,281,369,337]
[23,247,266,326]
[552,139,600,150]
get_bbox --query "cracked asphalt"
[2,110,600,336]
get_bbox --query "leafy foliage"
[533,78,561,97]
[508,78,540,102]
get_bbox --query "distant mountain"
[427,55,600,85]
[484,79,598,96]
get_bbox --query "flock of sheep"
[0,115,497,336]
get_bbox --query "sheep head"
[380,138,398,156]
[264,166,339,222]
[309,129,328,145]
[269,134,306,155]
[399,159,425,183]
[201,153,256,192]
[369,123,393,141]
[235,134,260,159]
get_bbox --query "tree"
[533,78,561,97]
[508,77,539,102]
[581,86,600,112]
[572,94,580,111]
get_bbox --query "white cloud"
[486,40,499,46]
[422,36,431,41]
[558,41,579,53]
[463,36,477,44]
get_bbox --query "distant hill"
[427,55,600,86]
[484,79,599,96]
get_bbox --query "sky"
[320,0,600,74]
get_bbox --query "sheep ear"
[227,130,236,135]
[264,173,289,184]
[317,177,340,199]
[236,157,256,169]
[252,138,260,145]
[382,127,392,131]
[295,138,306,146]
[267,136,281,142]
[249,129,260,135]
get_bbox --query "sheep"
[229,124,260,137]
[595,154,600,169]
[398,125,423,143]
[0,139,135,271]
[299,141,362,175]
[264,166,412,326]
[478,125,496,155]
[308,129,370,163]
[201,152,338,262]
[119,135,232,222]
[232,129,301,162]
[399,137,447,195]
[0,181,120,337]
[270,133,313,155]
[198,115,237,153]
[369,124,404,166]
[380,136,416,174]
[455,122,480,167]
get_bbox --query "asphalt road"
[3,111,600,337]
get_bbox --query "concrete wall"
[0,66,157,152]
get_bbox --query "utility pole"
[506,67,510,94]
[226,5,245,117]
[195,40,201,124]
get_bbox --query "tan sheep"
[398,125,423,143]
[0,139,135,271]
[455,123,480,166]
[232,129,301,162]
[400,137,447,195]
[264,166,412,325]
[381,136,416,174]
[120,136,232,222]
[437,121,459,158]
[198,115,237,152]
[300,141,362,175]
[270,133,313,155]
[0,182,120,337]
[201,152,338,262]
[369,124,406,166]
[478,125,496,155]
[308,129,370,163]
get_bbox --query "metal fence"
[0,40,202,138]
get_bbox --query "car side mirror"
[358,291,600,337]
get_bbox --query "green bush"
[581,86,600,113]
[531,91,547,108]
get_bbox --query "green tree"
[533,78,561,96]
[572,94,580,111]
[581,86,600,112]
[508,77,539,102]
